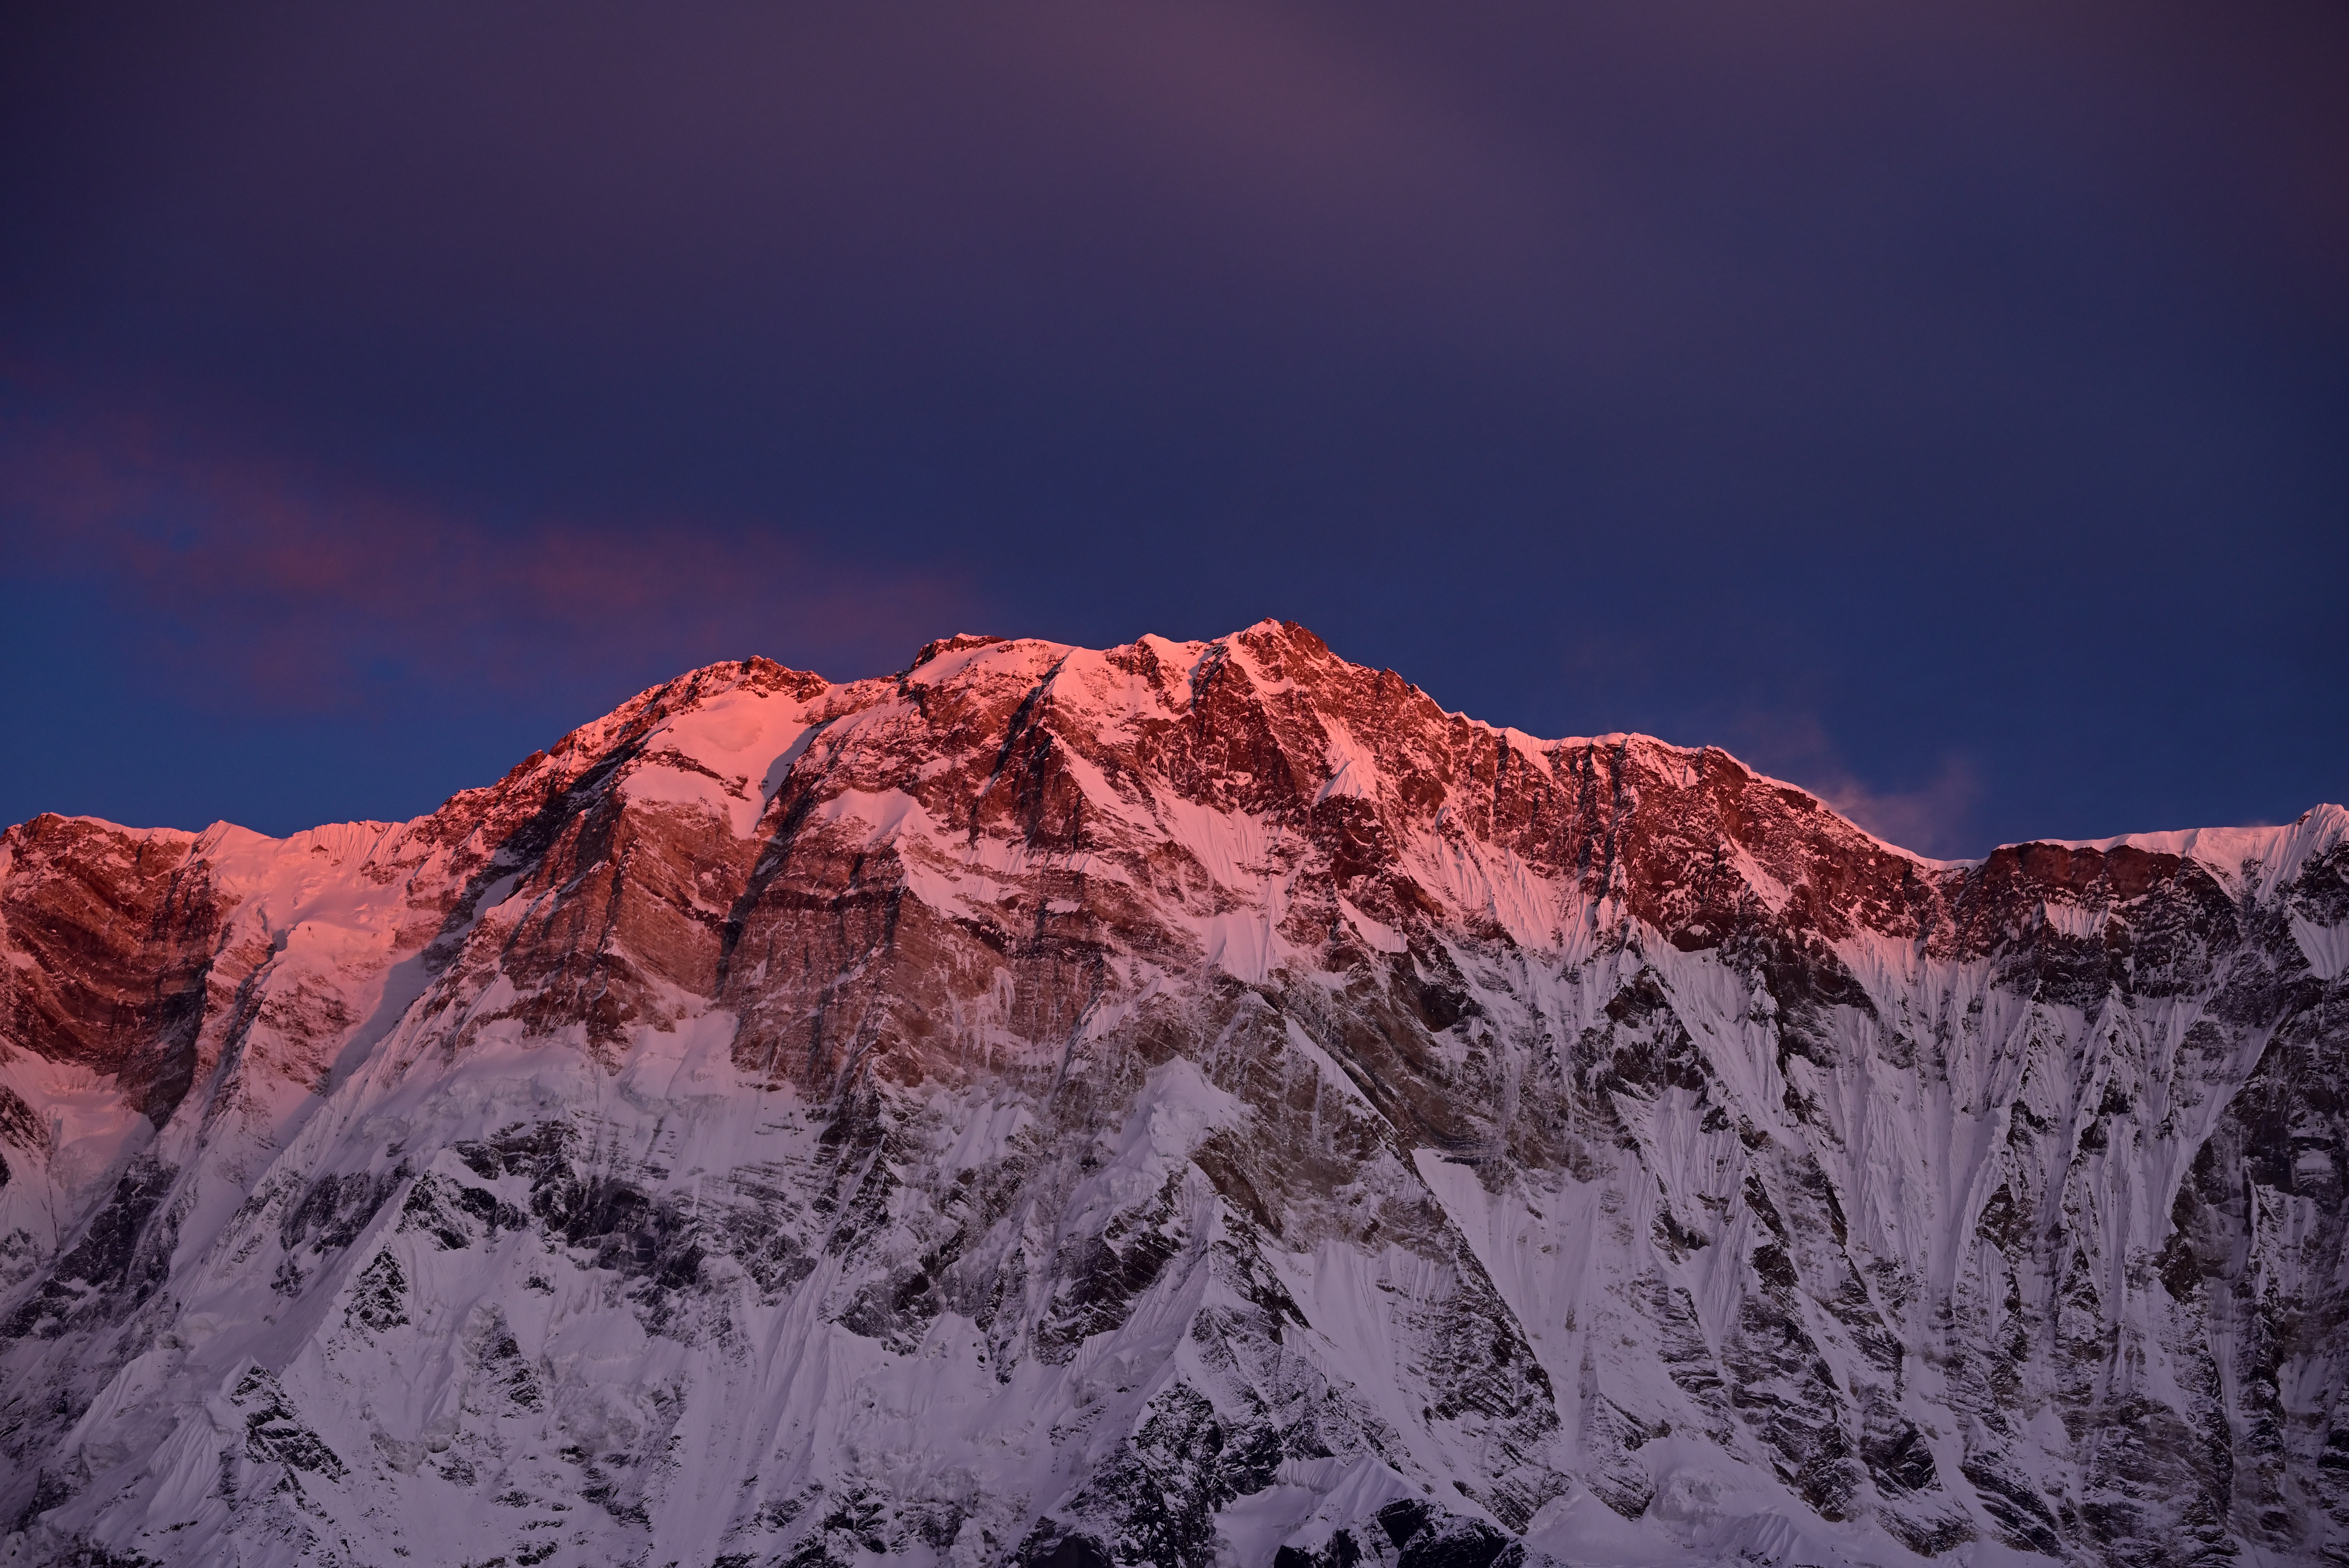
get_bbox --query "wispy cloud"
[1721,710,1982,860]
[1,392,978,713]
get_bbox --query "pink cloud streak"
[2,399,977,711]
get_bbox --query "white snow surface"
[0,627,2343,1568]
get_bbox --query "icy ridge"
[0,622,2343,1568]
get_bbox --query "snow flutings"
[2,623,2345,1568]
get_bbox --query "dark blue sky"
[4,0,2343,857]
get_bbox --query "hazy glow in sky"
[3,0,2343,855]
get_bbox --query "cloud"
[1720,710,1982,860]
[0,387,978,713]
[1810,759,1983,862]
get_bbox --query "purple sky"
[4,0,2344,858]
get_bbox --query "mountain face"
[1,622,2343,1568]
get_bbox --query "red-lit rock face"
[0,816,219,1122]
[1,621,2344,1568]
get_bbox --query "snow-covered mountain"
[2,621,2343,1568]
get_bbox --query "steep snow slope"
[0,622,2343,1568]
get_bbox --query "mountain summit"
[2,621,2344,1567]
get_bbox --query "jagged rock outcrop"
[0,621,2342,1568]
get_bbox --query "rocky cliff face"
[1,621,2343,1568]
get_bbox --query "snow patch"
[2291,914,2349,981]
